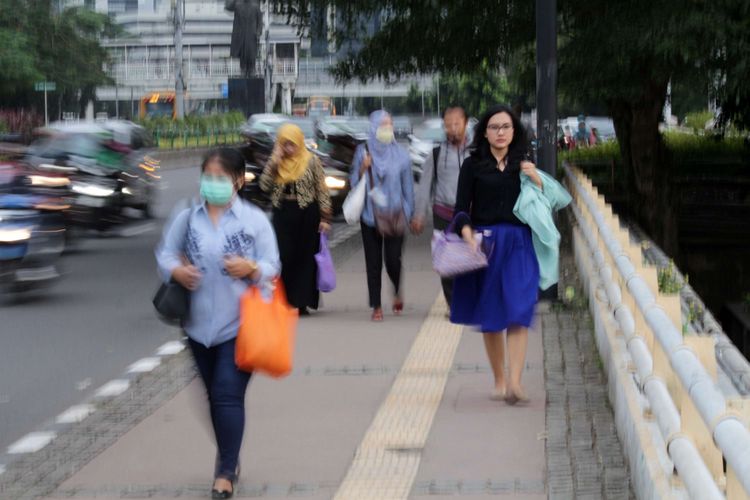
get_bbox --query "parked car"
[238,115,351,214]
[0,163,67,294]
[24,122,159,231]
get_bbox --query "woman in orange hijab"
[260,123,332,314]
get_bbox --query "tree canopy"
[272,0,750,252]
[0,0,119,116]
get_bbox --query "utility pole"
[536,0,557,176]
[264,1,273,112]
[537,0,558,299]
[174,0,186,119]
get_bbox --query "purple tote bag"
[431,214,489,278]
[315,233,336,292]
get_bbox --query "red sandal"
[392,299,404,315]
[371,308,384,322]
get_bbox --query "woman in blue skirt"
[451,104,542,405]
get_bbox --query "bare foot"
[490,380,507,400]
[505,385,529,405]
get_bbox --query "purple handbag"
[431,214,489,278]
[315,233,336,292]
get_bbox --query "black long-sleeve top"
[453,155,526,233]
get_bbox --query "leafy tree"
[438,61,511,118]
[0,0,42,95]
[0,1,118,120]
[271,0,750,254]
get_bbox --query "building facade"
[89,0,429,117]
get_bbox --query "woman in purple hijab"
[350,110,415,321]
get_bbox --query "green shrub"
[684,110,714,131]
[558,140,621,165]
[137,111,245,149]
[658,260,683,294]
[664,132,747,165]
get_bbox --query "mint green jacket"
[513,170,572,291]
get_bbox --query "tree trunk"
[609,79,680,256]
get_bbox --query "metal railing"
[565,164,750,499]
[107,58,297,83]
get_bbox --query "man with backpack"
[411,105,471,307]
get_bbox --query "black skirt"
[272,200,321,310]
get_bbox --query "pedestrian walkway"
[1,223,633,499]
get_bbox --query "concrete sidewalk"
[2,220,632,499]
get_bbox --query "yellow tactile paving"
[333,295,463,499]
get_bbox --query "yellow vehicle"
[139,92,176,119]
[307,96,336,119]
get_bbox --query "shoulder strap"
[432,145,441,183]
[182,198,195,263]
[363,142,376,187]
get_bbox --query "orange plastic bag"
[235,281,298,377]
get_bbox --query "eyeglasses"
[487,124,514,134]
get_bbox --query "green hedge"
[558,132,749,168]
[683,110,714,131]
[138,111,246,149]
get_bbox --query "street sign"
[34,81,56,92]
[220,83,229,99]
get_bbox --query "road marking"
[94,380,130,398]
[333,295,462,500]
[7,432,57,454]
[117,221,157,237]
[56,404,96,425]
[157,340,185,356]
[127,357,162,374]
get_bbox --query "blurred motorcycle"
[0,163,67,295]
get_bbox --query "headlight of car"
[71,183,116,197]
[0,227,33,243]
[325,176,346,189]
[245,171,257,183]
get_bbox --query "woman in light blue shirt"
[156,148,280,499]
[350,110,415,321]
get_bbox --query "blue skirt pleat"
[450,223,539,333]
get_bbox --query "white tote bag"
[342,178,368,224]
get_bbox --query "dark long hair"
[469,104,528,172]
[201,147,246,186]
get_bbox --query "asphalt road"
[0,155,347,452]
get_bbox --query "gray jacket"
[414,141,470,218]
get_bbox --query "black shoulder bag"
[152,201,194,325]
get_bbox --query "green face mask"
[200,175,235,206]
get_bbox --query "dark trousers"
[361,222,404,309]
[273,200,321,311]
[188,338,252,482]
[433,214,454,306]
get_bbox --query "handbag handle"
[446,211,470,234]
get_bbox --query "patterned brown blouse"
[259,155,333,222]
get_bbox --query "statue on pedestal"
[225,0,263,78]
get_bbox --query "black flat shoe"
[211,476,235,499]
[211,488,233,499]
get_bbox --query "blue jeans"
[188,338,252,482]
